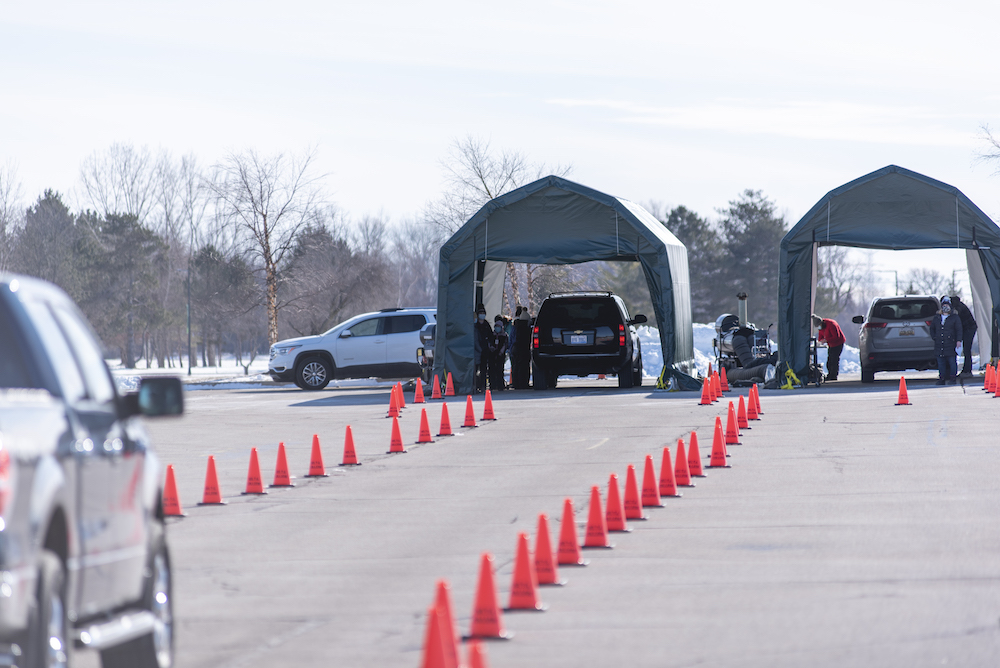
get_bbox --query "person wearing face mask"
[473,304,492,393]
[489,315,509,391]
[929,297,963,385]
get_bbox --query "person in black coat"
[473,304,492,393]
[950,295,977,376]
[929,298,963,385]
[488,316,508,391]
[511,306,532,389]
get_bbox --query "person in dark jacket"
[488,315,508,391]
[473,304,492,393]
[511,306,532,389]
[950,295,977,376]
[812,314,846,381]
[929,298,963,385]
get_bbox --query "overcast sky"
[3,1,998,294]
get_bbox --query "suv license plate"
[899,328,915,336]
[570,334,588,345]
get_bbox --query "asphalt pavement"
[74,372,1000,667]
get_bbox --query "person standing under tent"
[489,315,508,391]
[473,304,492,393]
[930,297,963,385]
[950,295,977,377]
[511,306,532,389]
[812,314,846,381]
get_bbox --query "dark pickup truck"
[0,274,182,668]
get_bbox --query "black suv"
[531,292,647,389]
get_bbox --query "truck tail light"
[864,322,887,329]
[532,326,539,349]
[619,324,626,347]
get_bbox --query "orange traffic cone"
[467,553,511,639]
[271,442,294,487]
[988,365,996,393]
[437,403,454,436]
[659,446,681,497]
[720,365,730,392]
[419,605,450,668]
[675,439,693,487]
[306,434,328,477]
[752,383,763,415]
[534,513,566,585]
[737,395,750,429]
[388,416,407,453]
[699,377,713,405]
[708,362,713,377]
[340,425,360,466]
[387,387,400,418]
[506,533,546,611]
[747,389,760,420]
[725,401,741,445]
[462,395,477,428]
[983,365,992,392]
[598,373,606,380]
[445,372,456,396]
[583,485,612,548]
[414,379,426,404]
[417,408,434,443]
[482,389,496,421]
[163,464,185,517]
[713,371,722,401]
[242,447,267,495]
[623,464,646,520]
[432,580,461,668]
[467,640,489,668]
[708,417,731,468]
[557,498,588,566]
[605,473,631,532]
[397,381,406,409]
[432,374,443,400]
[641,454,663,507]
[995,371,1000,398]
[687,431,705,477]
[198,455,225,505]
[895,377,911,405]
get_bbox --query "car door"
[334,316,387,377]
[49,302,148,608]
[385,314,427,377]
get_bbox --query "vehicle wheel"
[101,530,173,668]
[532,362,546,390]
[24,549,70,668]
[296,356,332,390]
[618,366,634,389]
[633,353,643,387]
[861,363,874,383]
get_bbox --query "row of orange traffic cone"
[698,363,731,405]
[419,385,766,666]
[161,388,501,516]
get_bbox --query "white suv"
[269,308,436,390]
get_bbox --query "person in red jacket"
[812,314,846,381]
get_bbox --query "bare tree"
[390,219,444,307]
[976,124,1000,174]
[207,149,324,345]
[79,143,157,221]
[902,268,949,296]
[0,162,23,272]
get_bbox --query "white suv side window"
[348,318,382,337]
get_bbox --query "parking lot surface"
[77,374,1000,667]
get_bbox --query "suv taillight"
[864,322,887,329]
[0,446,10,518]
[618,324,626,346]
[532,326,539,349]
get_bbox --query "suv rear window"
[871,299,937,320]
[540,299,620,327]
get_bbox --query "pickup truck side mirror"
[851,315,864,324]
[339,330,353,339]
[630,314,648,325]
[122,377,184,418]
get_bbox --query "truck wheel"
[633,353,643,387]
[296,356,332,390]
[24,550,70,668]
[100,531,173,668]
[618,366,634,389]
[532,362,547,390]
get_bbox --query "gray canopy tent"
[778,164,1000,378]
[433,175,694,394]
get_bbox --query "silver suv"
[852,295,940,383]
[269,308,436,390]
